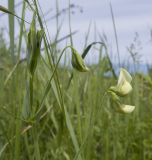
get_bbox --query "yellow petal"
[118,68,132,86]
[109,80,132,96]
[118,104,135,113]
[118,80,132,96]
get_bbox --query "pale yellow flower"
[117,103,135,114]
[109,68,135,113]
[110,68,132,96]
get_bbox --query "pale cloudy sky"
[0,0,152,65]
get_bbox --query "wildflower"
[109,68,132,96]
[108,68,135,113]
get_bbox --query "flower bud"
[71,48,89,72]
[27,16,44,76]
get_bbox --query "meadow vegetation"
[0,0,152,160]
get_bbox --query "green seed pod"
[71,47,89,72]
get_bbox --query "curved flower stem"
[67,42,117,89]
[35,45,85,117]
[35,46,71,117]
[82,42,117,79]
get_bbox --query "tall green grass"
[0,1,152,160]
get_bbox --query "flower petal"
[119,80,132,96]
[118,68,132,86]
[109,80,132,96]
[118,104,135,113]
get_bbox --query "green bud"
[27,14,44,76]
[71,48,89,72]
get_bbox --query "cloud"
[0,0,152,63]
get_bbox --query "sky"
[0,0,152,65]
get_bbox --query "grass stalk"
[8,0,15,62]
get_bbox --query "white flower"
[118,68,132,85]
[109,68,135,114]
[110,68,132,96]
[109,92,136,113]
[117,68,132,95]
[117,104,135,113]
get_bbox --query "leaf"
[81,42,102,59]
[81,42,117,79]
[0,5,29,24]
[4,61,20,85]
[0,5,13,15]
